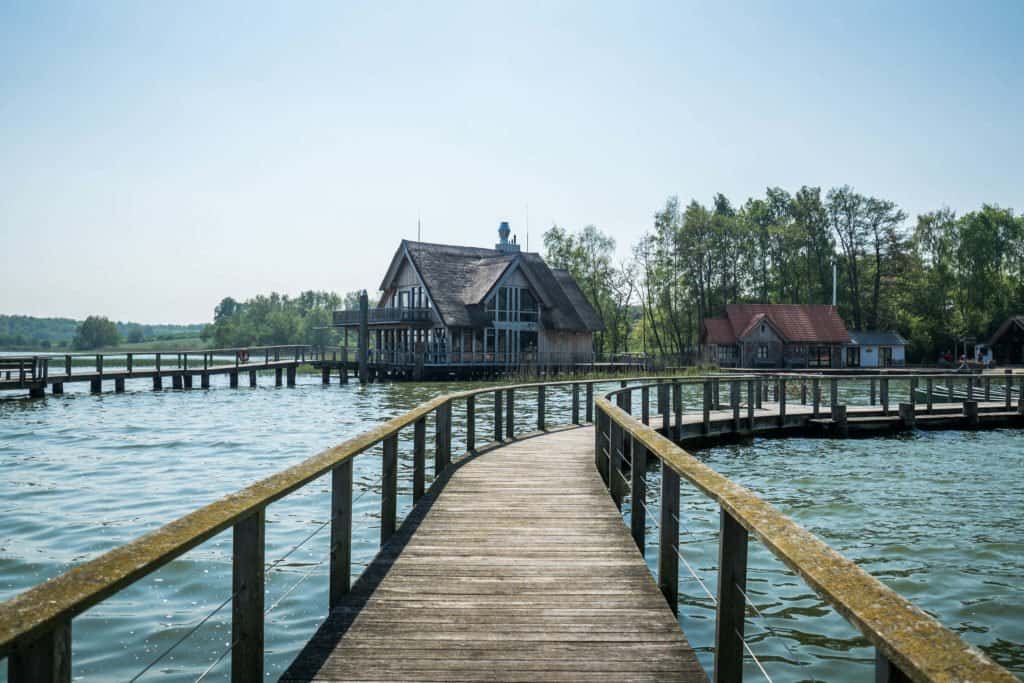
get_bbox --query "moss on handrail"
[596,391,1016,682]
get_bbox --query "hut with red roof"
[700,304,852,368]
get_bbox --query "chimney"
[496,221,520,253]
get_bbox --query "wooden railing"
[0,356,48,383]
[333,307,433,325]
[40,345,313,377]
[595,372,1019,682]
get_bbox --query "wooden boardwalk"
[283,427,707,682]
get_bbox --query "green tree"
[72,316,120,350]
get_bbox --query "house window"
[757,344,768,360]
[846,346,860,368]
[880,346,893,367]
[808,346,832,367]
[520,289,538,322]
[488,286,540,323]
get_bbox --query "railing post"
[702,380,712,435]
[586,383,594,423]
[880,376,889,415]
[537,385,546,432]
[658,383,670,435]
[870,377,877,405]
[382,433,399,542]
[641,386,650,425]
[572,383,581,424]
[754,377,763,409]
[8,620,71,683]
[609,419,624,508]
[812,377,821,417]
[630,437,647,554]
[465,396,475,453]
[876,651,913,682]
[232,509,265,683]
[964,400,979,427]
[830,377,839,415]
[926,377,934,413]
[800,377,807,405]
[127,353,133,375]
[65,354,71,376]
[730,380,740,432]
[435,402,451,473]
[713,508,748,683]
[746,379,755,432]
[984,375,991,401]
[778,378,787,426]
[413,417,426,502]
[1005,370,1013,411]
[494,390,503,441]
[595,408,609,484]
[505,388,514,439]
[96,354,103,376]
[658,462,679,613]
[329,459,353,606]
[672,382,682,441]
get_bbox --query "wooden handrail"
[596,376,1017,682]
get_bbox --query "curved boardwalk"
[282,427,706,682]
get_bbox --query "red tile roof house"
[700,304,853,368]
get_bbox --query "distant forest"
[545,187,1023,362]
[0,315,204,350]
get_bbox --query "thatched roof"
[381,240,604,332]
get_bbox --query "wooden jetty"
[0,345,350,397]
[0,373,1019,682]
[284,428,706,682]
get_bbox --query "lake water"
[0,373,1020,681]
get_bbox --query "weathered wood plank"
[282,427,706,682]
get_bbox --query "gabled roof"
[988,315,1024,346]
[703,304,851,345]
[380,240,604,332]
[703,318,736,345]
[848,330,908,346]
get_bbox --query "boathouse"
[988,315,1024,366]
[333,223,603,374]
[700,303,851,368]
[845,330,908,368]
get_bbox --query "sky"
[1,1,1021,324]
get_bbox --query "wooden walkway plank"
[282,427,707,682]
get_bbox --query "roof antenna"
[525,203,529,251]
[417,210,421,241]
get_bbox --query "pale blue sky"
[2,1,1021,323]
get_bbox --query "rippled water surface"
[1,374,1021,681]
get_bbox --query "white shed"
[846,331,908,368]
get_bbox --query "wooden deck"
[282,427,707,682]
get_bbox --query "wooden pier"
[0,345,350,397]
[283,427,706,682]
[0,373,1019,682]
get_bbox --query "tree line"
[544,187,1023,362]
[0,314,204,350]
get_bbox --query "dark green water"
[0,375,1020,680]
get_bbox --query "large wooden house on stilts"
[333,222,604,379]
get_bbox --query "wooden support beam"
[413,417,426,502]
[200,373,210,390]
[249,370,257,388]
[381,433,398,543]
[658,462,679,614]
[672,382,683,441]
[494,390,503,442]
[746,379,755,433]
[465,396,475,453]
[434,402,451,473]
[833,404,849,437]
[585,383,594,423]
[875,651,913,683]
[53,382,64,395]
[172,374,183,390]
[572,383,580,424]
[713,508,748,683]
[114,378,125,393]
[322,367,330,385]
[329,460,353,607]
[812,378,820,417]
[964,400,979,427]
[90,378,101,394]
[641,386,650,425]
[926,377,934,413]
[286,366,296,387]
[658,384,670,437]
[536,385,545,432]
[730,381,740,433]
[275,368,283,387]
[899,402,916,430]
[8,620,70,683]
[630,438,647,554]
[505,388,514,440]
[232,510,265,683]
[778,378,787,426]
[702,381,711,435]
[229,371,238,388]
